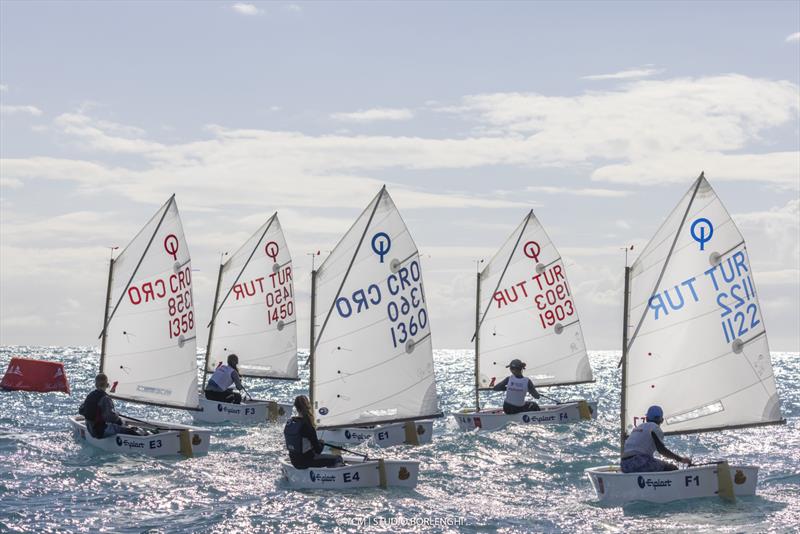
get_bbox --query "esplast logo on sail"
[637,476,673,490]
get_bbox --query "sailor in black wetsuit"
[283,395,343,469]
[79,373,138,438]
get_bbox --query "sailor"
[620,405,692,473]
[78,373,138,438]
[284,395,343,469]
[204,354,244,404]
[492,358,541,414]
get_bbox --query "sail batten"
[205,213,298,380]
[103,197,200,410]
[476,211,593,388]
[623,175,783,436]
[312,187,440,428]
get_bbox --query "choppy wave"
[0,346,798,533]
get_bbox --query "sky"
[1,1,798,351]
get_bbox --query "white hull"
[451,401,597,431]
[319,420,434,448]
[585,464,758,505]
[192,396,291,424]
[281,456,419,489]
[69,416,211,457]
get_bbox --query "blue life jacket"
[79,389,107,438]
[284,418,306,454]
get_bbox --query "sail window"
[665,401,724,425]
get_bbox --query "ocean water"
[0,347,798,533]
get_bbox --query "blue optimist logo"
[309,470,316,483]
[637,476,646,489]
[522,414,530,423]
[116,436,123,446]
[318,407,329,416]
[690,218,714,251]
[371,232,391,263]
[344,430,351,439]
[217,404,223,412]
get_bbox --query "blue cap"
[646,405,664,421]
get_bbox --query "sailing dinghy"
[453,210,597,432]
[310,186,440,450]
[282,186,440,488]
[70,195,211,457]
[585,173,784,504]
[194,213,295,424]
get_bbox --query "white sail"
[102,196,199,409]
[624,175,782,435]
[206,214,298,380]
[477,210,592,388]
[311,187,440,428]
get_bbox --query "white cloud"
[735,199,800,269]
[3,114,530,211]
[0,177,23,189]
[756,269,800,285]
[54,113,162,154]
[526,186,632,197]
[331,108,414,123]
[592,151,800,187]
[786,32,800,43]
[231,3,263,16]
[1,314,47,329]
[0,211,134,247]
[0,84,8,92]
[446,74,799,187]
[284,3,302,12]
[4,72,797,218]
[1,104,43,116]
[0,157,121,188]
[582,66,664,80]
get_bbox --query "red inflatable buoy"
[1,357,70,394]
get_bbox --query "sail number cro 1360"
[333,259,428,349]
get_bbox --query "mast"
[474,271,481,412]
[619,266,631,454]
[202,261,225,391]
[99,258,114,374]
[309,268,317,415]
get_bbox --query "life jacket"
[284,417,312,455]
[79,389,107,438]
[208,364,236,391]
[504,375,530,407]
[623,421,663,458]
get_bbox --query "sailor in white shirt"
[492,359,541,414]
[204,354,244,404]
[621,405,692,473]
